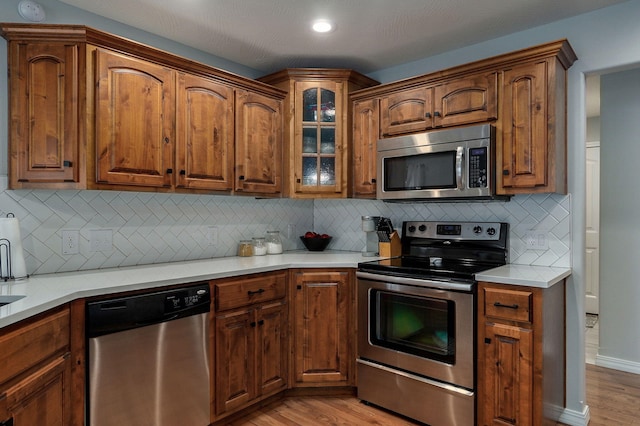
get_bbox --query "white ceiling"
[58,0,627,75]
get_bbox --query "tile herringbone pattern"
[0,174,570,275]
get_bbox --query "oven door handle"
[356,271,474,292]
[357,359,474,397]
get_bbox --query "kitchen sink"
[0,295,26,307]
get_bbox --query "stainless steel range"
[356,221,508,426]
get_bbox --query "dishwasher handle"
[87,283,211,338]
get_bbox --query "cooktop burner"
[358,221,509,282]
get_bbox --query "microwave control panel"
[468,147,488,188]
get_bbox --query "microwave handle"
[456,146,464,189]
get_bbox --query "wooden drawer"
[214,271,287,311]
[484,287,532,323]
[0,307,70,386]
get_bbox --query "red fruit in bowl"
[304,231,317,238]
[320,234,330,239]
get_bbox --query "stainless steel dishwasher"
[86,283,211,426]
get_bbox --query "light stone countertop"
[1,251,571,329]
[475,264,571,288]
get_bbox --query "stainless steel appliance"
[357,221,508,426]
[377,124,508,201]
[86,284,211,426]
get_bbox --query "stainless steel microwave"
[376,124,507,201]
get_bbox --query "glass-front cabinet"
[259,69,378,198]
[298,82,340,191]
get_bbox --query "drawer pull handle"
[494,302,519,309]
[248,288,265,296]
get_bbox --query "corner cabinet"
[258,69,378,198]
[0,306,72,426]
[212,271,288,422]
[477,281,565,426]
[1,23,285,196]
[290,269,354,387]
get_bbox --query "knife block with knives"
[376,217,401,257]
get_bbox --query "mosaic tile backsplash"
[0,176,571,276]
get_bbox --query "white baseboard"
[596,354,640,374]
[558,405,590,426]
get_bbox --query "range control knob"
[487,227,497,236]
[408,225,416,233]
[418,224,427,232]
[473,225,483,234]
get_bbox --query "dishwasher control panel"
[165,287,210,314]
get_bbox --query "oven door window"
[370,290,456,364]
[383,151,456,191]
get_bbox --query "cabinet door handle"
[371,178,376,183]
[258,319,264,326]
[494,302,519,309]
[434,111,441,117]
[250,321,257,327]
[503,170,510,176]
[164,137,170,144]
[179,170,186,175]
[248,288,265,296]
[239,175,245,181]
[63,160,72,167]
[425,112,431,118]
[166,168,173,174]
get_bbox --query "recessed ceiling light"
[312,19,334,33]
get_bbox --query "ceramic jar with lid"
[265,231,283,254]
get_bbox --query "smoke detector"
[18,0,46,22]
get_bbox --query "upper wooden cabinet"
[352,98,379,198]
[351,39,576,197]
[380,86,433,136]
[379,71,497,137]
[94,49,175,188]
[433,71,498,127]
[1,23,285,195]
[499,53,573,195]
[176,72,235,191]
[3,38,84,189]
[258,69,378,198]
[234,90,283,195]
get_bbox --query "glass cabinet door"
[296,81,343,193]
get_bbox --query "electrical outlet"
[207,226,218,246]
[89,229,113,252]
[523,231,549,250]
[61,230,79,255]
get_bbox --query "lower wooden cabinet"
[212,272,288,421]
[477,281,565,426]
[0,307,72,426]
[290,269,354,387]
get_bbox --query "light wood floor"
[222,364,640,425]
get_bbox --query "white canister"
[265,231,283,254]
[252,237,267,256]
